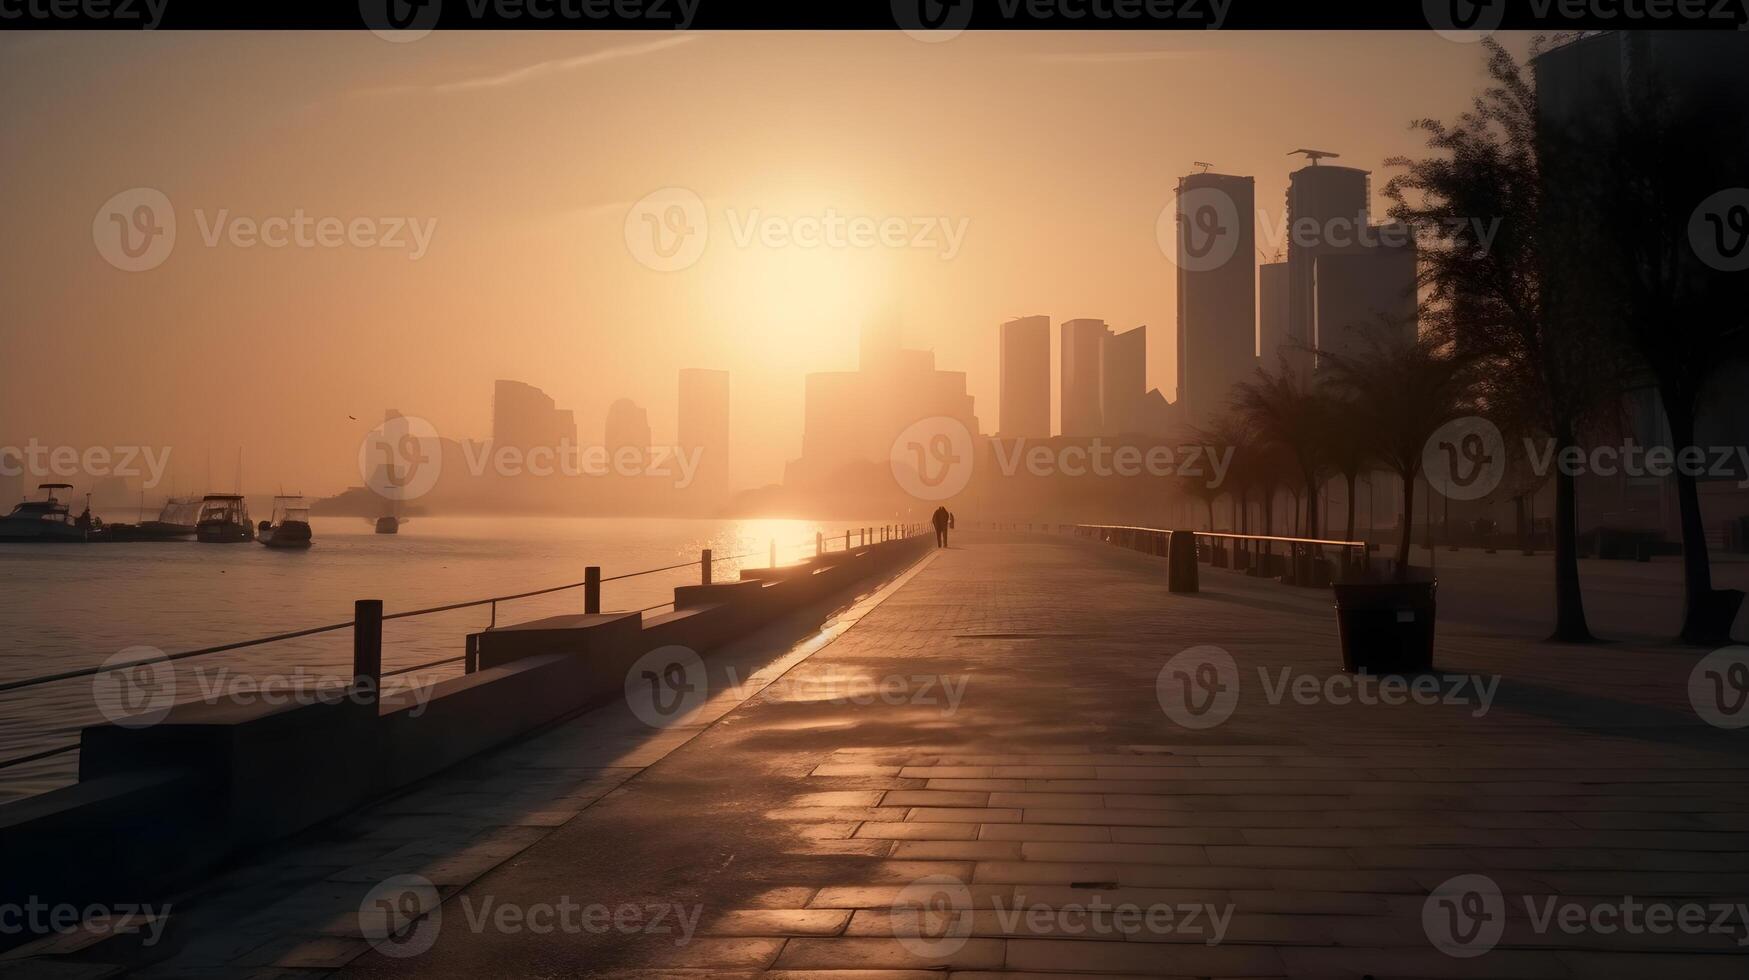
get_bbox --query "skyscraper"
[1175,171,1256,426]
[678,368,730,499]
[1258,261,1289,374]
[1059,318,1108,437]
[998,316,1050,439]
[1101,325,1147,435]
[1285,161,1370,381]
[1311,228,1418,367]
[492,380,574,450]
[604,398,652,469]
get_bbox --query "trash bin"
[1332,580,1436,674]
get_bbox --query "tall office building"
[604,398,651,469]
[678,368,730,499]
[492,380,575,449]
[787,315,979,486]
[1175,171,1257,426]
[999,316,1051,439]
[1258,261,1289,375]
[1059,318,1108,437]
[1101,325,1147,435]
[1285,162,1370,381]
[1312,229,1418,367]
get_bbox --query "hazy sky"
[1,30,1535,495]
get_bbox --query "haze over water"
[0,516,884,800]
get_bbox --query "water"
[0,516,888,801]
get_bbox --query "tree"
[1317,330,1480,581]
[1317,378,1376,544]
[1384,37,1631,640]
[1231,360,1328,543]
[1552,37,1749,643]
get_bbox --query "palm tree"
[1231,361,1328,542]
[1384,37,1631,640]
[1317,386,1374,544]
[1317,330,1481,581]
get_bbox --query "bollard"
[701,549,712,585]
[584,566,601,614]
[816,531,823,557]
[1167,531,1199,594]
[769,539,777,567]
[844,530,850,551]
[353,598,383,704]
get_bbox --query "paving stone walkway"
[10,531,1748,978]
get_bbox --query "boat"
[91,494,201,543]
[374,515,401,534]
[138,495,201,540]
[0,484,90,543]
[257,495,313,548]
[195,494,254,543]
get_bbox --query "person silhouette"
[932,505,950,548]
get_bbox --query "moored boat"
[0,484,89,543]
[257,496,313,549]
[195,494,254,543]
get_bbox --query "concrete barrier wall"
[0,536,929,942]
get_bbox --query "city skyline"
[1,30,1539,494]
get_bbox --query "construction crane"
[1289,149,1339,165]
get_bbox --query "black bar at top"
[9,0,1749,32]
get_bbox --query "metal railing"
[1071,523,1370,583]
[0,522,926,773]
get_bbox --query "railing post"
[701,549,712,585]
[769,538,777,567]
[584,566,601,614]
[353,598,383,706]
[816,531,823,557]
[844,530,850,551]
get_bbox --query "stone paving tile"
[704,910,853,938]
[42,532,1748,977]
[772,938,1007,971]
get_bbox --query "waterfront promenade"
[8,530,1747,977]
